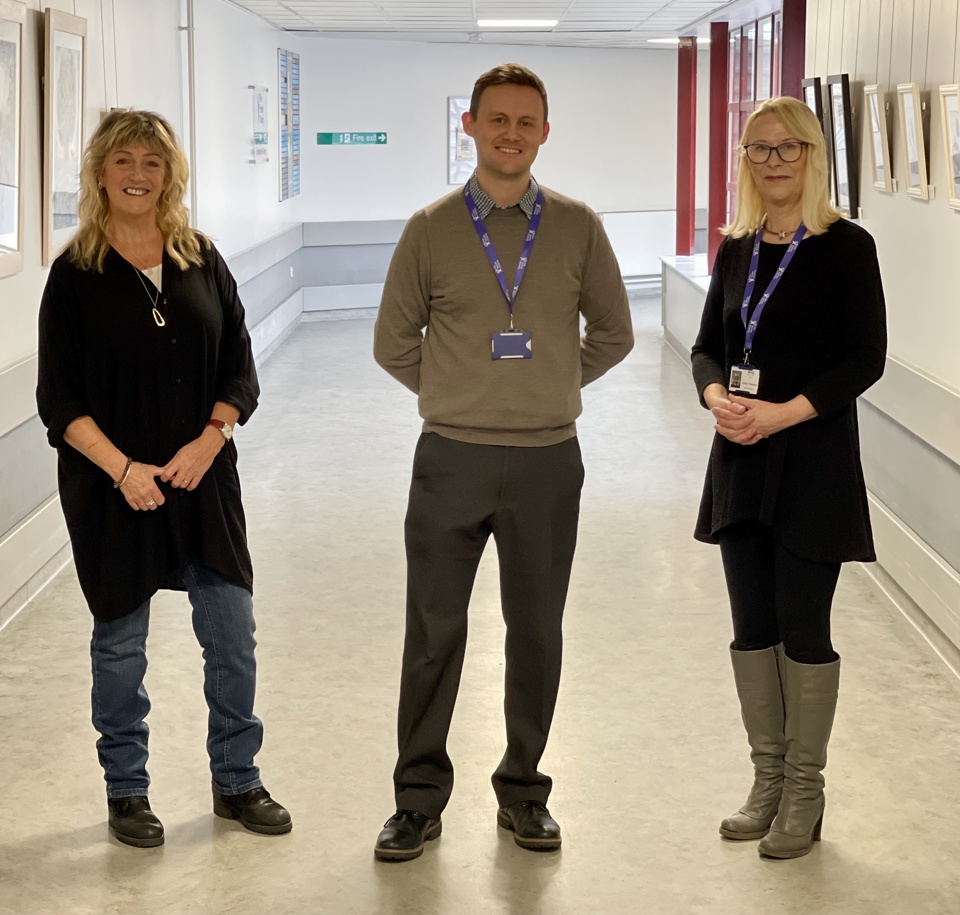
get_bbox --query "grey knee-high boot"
[758,654,840,859]
[719,645,786,840]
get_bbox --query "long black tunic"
[36,244,259,621]
[691,219,887,563]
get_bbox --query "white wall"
[806,0,960,660]
[191,0,303,255]
[807,0,960,391]
[696,48,710,212]
[1,0,112,375]
[296,38,689,221]
[112,0,181,123]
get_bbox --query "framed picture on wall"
[827,74,858,216]
[801,77,824,131]
[897,82,929,200]
[448,96,475,185]
[938,85,960,208]
[43,9,87,265]
[0,0,25,280]
[864,85,894,193]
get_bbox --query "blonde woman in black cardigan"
[691,96,886,859]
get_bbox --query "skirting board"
[0,495,70,630]
[865,492,960,675]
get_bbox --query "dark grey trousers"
[393,432,584,818]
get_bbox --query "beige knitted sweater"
[374,184,634,446]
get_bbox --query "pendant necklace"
[133,268,167,327]
[113,238,167,327]
[764,219,800,241]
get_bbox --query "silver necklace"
[113,239,166,327]
[765,224,800,240]
[132,266,167,327]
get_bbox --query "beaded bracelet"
[114,456,133,489]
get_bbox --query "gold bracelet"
[114,456,133,489]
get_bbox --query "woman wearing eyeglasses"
[691,96,886,859]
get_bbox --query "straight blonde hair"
[723,96,841,238]
[67,110,207,272]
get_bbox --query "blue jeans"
[90,562,264,799]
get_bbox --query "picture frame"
[897,82,929,200]
[826,74,858,216]
[938,85,960,208]
[43,9,87,266]
[448,96,476,185]
[801,77,824,132]
[864,85,894,192]
[0,0,25,280]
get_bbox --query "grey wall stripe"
[0,417,58,540]
[299,244,396,288]
[859,399,960,573]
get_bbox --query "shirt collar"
[468,173,539,219]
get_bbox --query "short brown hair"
[470,63,548,123]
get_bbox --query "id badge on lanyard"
[730,223,806,395]
[464,184,543,360]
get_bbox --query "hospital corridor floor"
[1,300,959,915]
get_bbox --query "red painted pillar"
[781,0,807,99]
[707,22,729,272]
[675,37,697,256]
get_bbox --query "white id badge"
[491,330,533,360]
[729,365,760,395]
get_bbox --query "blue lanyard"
[464,184,544,328]
[740,223,806,363]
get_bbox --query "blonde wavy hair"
[723,96,841,238]
[67,109,207,272]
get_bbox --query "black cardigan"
[690,219,887,563]
[36,243,259,621]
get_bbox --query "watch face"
[222,424,234,441]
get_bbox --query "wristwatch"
[206,419,234,441]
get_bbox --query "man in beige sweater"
[373,63,634,862]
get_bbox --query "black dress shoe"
[497,800,562,850]
[213,786,292,835]
[107,796,164,848]
[374,810,442,861]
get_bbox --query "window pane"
[757,18,772,100]
[773,15,782,96]
[729,32,741,103]
[728,112,740,182]
[743,23,756,102]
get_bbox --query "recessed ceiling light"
[477,19,558,28]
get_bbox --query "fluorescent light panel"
[477,19,558,28]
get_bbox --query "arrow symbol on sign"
[378,133,386,142]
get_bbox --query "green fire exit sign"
[317,132,387,145]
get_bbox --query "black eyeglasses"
[741,141,808,164]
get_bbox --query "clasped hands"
[120,427,224,511]
[708,393,788,446]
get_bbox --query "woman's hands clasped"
[709,395,764,446]
[119,462,166,511]
[160,427,224,492]
[703,383,817,445]
[120,428,224,511]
